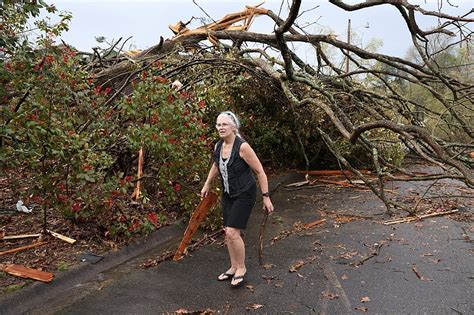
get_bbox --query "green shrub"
[1,3,216,237]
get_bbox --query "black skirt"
[221,183,257,229]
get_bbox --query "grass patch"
[57,261,69,272]
[4,283,26,293]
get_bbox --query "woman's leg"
[222,227,237,275]
[225,227,246,284]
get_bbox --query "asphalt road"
[1,172,472,314]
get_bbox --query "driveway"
[1,171,472,314]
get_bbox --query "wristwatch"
[262,192,270,197]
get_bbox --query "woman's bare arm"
[201,162,218,197]
[240,142,274,213]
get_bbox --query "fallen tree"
[82,1,472,214]
[2,1,472,224]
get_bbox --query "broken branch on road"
[382,209,459,225]
[352,241,385,267]
[271,219,326,245]
[411,264,432,281]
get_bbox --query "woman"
[201,111,274,288]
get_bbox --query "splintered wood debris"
[1,264,54,282]
[169,2,268,45]
[382,209,459,225]
[47,229,76,244]
[1,233,41,240]
[271,219,326,244]
[173,191,218,261]
[0,241,48,256]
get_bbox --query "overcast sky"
[46,0,472,58]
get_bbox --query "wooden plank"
[3,264,54,282]
[0,241,48,256]
[47,230,76,244]
[173,192,218,261]
[3,234,41,240]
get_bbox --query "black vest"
[213,137,256,197]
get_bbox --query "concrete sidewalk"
[1,172,472,314]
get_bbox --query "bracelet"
[262,192,270,197]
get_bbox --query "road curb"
[0,220,185,314]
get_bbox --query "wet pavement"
[1,171,472,314]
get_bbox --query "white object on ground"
[16,200,33,213]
